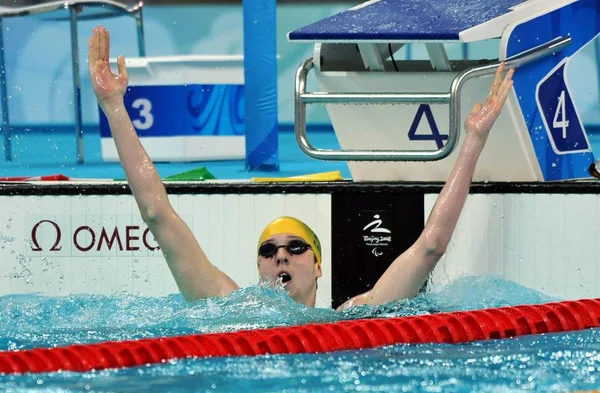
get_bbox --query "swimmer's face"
[257,233,322,307]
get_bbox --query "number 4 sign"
[535,59,590,154]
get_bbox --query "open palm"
[88,26,129,107]
[465,62,514,141]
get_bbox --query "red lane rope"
[1,297,599,374]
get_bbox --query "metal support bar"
[301,92,450,105]
[357,43,386,71]
[69,5,84,164]
[134,1,146,57]
[425,43,451,71]
[294,36,572,162]
[596,36,600,115]
[0,18,10,162]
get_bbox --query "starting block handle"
[294,36,572,162]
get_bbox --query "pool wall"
[0,181,599,309]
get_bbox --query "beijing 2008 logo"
[362,214,392,257]
[30,220,160,252]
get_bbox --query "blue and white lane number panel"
[536,58,590,155]
[504,0,598,180]
[99,84,245,138]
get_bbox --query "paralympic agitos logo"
[30,220,160,252]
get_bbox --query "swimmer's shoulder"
[335,291,371,312]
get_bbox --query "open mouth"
[277,272,292,286]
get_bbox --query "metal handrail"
[294,36,572,162]
[0,19,9,162]
[0,0,145,163]
[0,1,138,18]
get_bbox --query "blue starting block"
[288,0,600,182]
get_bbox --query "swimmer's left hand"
[464,62,514,143]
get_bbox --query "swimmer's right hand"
[464,62,514,143]
[88,25,129,110]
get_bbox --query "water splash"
[0,234,15,249]
[0,275,560,352]
[427,275,559,312]
[0,276,596,392]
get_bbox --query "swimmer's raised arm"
[338,63,514,310]
[88,26,239,301]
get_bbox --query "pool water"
[0,276,599,393]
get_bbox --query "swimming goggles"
[258,240,312,259]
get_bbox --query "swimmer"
[88,25,514,310]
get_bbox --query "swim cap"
[258,216,322,268]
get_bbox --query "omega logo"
[30,220,160,252]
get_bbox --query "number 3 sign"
[131,98,154,131]
[98,84,245,139]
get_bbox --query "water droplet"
[1,234,15,244]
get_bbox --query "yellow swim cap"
[258,216,322,268]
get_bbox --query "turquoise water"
[0,127,352,180]
[1,276,599,392]
[1,127,599,181]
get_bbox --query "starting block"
[288,0,600,182]
[100,55,246,162]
